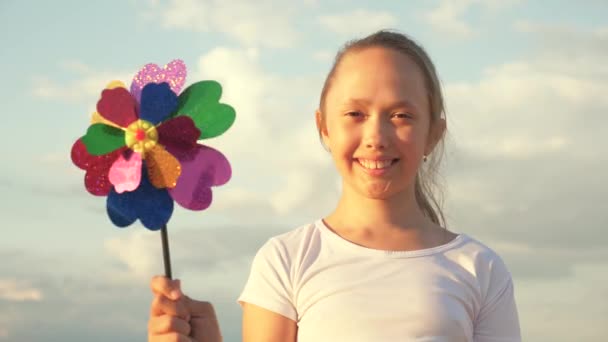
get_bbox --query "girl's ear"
[315,109,330,147]
[425,117,446,155]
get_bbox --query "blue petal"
[107,190,138,227]
[139,82,178,125]
[106,165,174,230]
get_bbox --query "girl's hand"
[148,276,223,342]
[149,276,191,341]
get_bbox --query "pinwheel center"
[125,119,158,158]
[135,129,146,141]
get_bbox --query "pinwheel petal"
[130,59,187,103]
[166,144,231,210]
[139,83,178,125]
[107,168,174,230]
[71,139,93,170]
[81,123,126,156]
[91,111,122,129]
[105,80,126,89]
[71,139,127,196]
[108,152,142,193]
[174,81,235,139]
[157,116,201,152]
[145,145,181,189]
[96,87,138,127]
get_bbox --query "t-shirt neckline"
[317,219,467,258]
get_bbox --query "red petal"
[96,87,139,127]
[71,139,128,196]
[157,116,201,152]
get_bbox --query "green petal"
[81,123,126,155]
[175,81,236,139]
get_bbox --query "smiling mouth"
[355,158,399,170]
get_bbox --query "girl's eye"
[346,111,363,117]
[392,113,413,119]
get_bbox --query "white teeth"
[357,159,393,170]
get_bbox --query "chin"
[358,183,402,200]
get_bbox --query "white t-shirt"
[237,220,521,342]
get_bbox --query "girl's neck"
[323,183,457,252]
[326,182,431,236]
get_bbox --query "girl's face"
[318,47,444,200]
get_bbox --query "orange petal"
[146,145,181,189]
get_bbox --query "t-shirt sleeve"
[237,238,297,321]
[474,256,522,342]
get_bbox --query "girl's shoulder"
[444,232,515,287]
[254,221,320,258]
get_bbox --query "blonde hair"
[318,30,447,226]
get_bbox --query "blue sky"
[1,0,607,341]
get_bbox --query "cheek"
[397,127,427,154]
[327,123,360,152]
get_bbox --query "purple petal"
[166,144,231,210]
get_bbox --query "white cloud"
[445,58,608,160]
[194,46,339,220]
[196,46,271,149]
[31,61,131,103]
[0,278,42,301]
[513,22,608,78]
[440,24,608,262]
[424,0,522,38]
[318,9,397,36]
[424,0,475,38]
[104,231,161,278]
[145,0,300,48]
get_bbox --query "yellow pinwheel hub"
[125,119,158,158]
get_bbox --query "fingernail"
[170,289,181,300]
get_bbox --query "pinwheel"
[70,59,235,278]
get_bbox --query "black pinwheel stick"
[160,224,172,279]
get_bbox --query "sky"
[1,0,607,340]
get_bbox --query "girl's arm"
[242,302,297,342]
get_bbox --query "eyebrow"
[345,98,420,112]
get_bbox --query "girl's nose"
[363,116,389,150]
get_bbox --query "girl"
[147,30,521,342]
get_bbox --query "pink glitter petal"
[130,60,187,103]
[108,152,143,193]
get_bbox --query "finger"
[150,294,190,320]
[190,316,222,342]
[186,300,222,342]
[149,332,192,342]
[151,276,183,300]
[186,298,217,320]
[148,314,191,336]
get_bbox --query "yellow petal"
[90,111,124,129]
[146,145,181,189]
[105,80,126,89]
